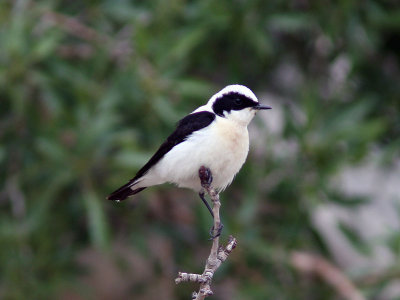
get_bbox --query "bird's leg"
[198,166,223,239]
[199,191,214,218]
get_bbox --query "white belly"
[147,117,250,192]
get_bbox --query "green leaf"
[82,187,110,250]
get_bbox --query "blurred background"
[1,0,400,299]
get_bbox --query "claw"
[209,222,224,240]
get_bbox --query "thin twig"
[43,11,107,43]
[41,11,133,64]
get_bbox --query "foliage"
[1,0,399,299]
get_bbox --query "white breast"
[148,116,250,192]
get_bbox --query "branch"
[41,12,133,63]
[43,11,107,43]
[175,167,237,299]
[291,251,365,300]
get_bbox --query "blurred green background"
[1,0,400,299]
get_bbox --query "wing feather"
[107,111,215,201]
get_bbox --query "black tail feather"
[107,182,147,201]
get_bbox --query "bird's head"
[206,85,271,126]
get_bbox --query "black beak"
[253,104,272,110]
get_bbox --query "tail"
[107,180,147,201]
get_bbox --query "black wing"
[107,111,215,200]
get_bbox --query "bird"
[107,84,271,218]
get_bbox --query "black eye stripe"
[212,92,258,117]
[234,98,242,105]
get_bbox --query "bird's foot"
[199,166,213,189]
[209,222,224,240]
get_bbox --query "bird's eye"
[234,98,242,105]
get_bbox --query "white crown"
[211,84,258,104]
